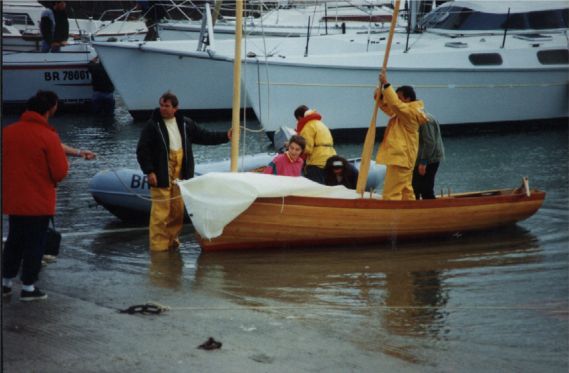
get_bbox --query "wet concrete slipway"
[1,103,568,372]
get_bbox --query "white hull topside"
[243,51,568,132]
[94,29,568,129]
[241,31,568,131]
[2,46,96,105]
[92,41,237,113]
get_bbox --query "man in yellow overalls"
[136,92,231,251]
[376,72,428,200]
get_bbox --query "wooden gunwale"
[253,189,545,209]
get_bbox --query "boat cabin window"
[3,13,35,27]
[468,53,503,65]
[514,33,553,42]
[537,49,569,65]
[445,41,468,48]
[419,6,569,31]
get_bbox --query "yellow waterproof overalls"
[149,149,184,251]
[376,86,427,201]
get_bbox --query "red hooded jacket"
[295,111,322,134]
[2,111,69,216]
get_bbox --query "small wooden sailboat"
[191,182,545,251]
[178,0,546,252]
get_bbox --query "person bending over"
[294,105,336,184]
[324,155,359,190]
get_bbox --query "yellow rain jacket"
[297,110,336,168]
[376,86,428,169]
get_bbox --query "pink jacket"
[263,152,304,177]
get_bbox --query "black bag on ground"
[45,218,61,256]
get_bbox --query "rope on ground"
[198,337,222,350]
[118,302,170,315]
[118,302,566,313]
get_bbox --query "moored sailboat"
[242,0,569,138]
[2,43,96,109]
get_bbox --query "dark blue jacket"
[136,109,228,188]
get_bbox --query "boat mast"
[355,0,401,195]
[230,0,244,172]
[408,0,419,32]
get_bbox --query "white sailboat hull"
[2,46,96,106]
[243,50,568,134]
[91,35,370,116]
[238,3,569,135]
[92,41,236,115]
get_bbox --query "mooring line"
[133,301,566,313]
[3,226,155,241]
[61,226,150,237]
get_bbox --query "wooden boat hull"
[197,189,545,251]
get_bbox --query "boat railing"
[2,49,92,56]
[451,190,508,198]
[2,13,35,28]
[97,8,141,22]
[426,27,569,38]
[449,183,536,199]
[85,7,147,41]
[160,1,264,23]
[162,1,198,22]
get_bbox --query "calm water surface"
[2,106,568,371]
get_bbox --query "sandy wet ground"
[2,228,410,373]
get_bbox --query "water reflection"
[194,226,542,362]
[148,250,184,289]
[383,269,448,338]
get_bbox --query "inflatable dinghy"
[89,153,385,222]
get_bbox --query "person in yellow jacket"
[294,105,337,184]
[375,72,428,200]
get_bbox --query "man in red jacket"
[2,90,69,301]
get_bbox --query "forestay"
[178,173,376,240]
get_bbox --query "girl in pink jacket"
[263,135,306,177]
